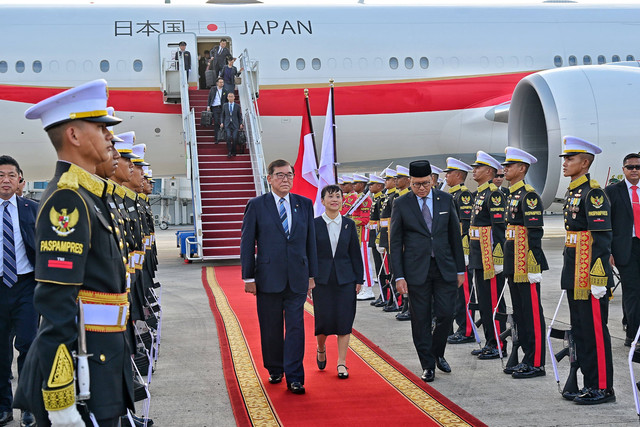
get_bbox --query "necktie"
[279,198,289,239]
[632,185,640,238]
[2,201,17,287]
[422,197,432,231]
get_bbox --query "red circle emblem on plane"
[207,24,218,32]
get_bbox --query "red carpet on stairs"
[202,266,486,426]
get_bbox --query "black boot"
[396,295,411,321]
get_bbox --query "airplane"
[1,1,640,209]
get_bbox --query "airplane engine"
[507,62,640,208]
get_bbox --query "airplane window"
[568,55,577,66]
[32,60,42,73]
[480,56,489,68]
[612,55,620,62]
[49,61,59,72]
[358,58,367,69]
[280,58,289,71]
[405,57,414,69]
[494,57,502,68]
[583,55,591,65]
[343,58,352,69]
[327,58,337,69]
[15,61,25,73]
[312,58,321,70]
[373,57,383,69]
[389,57,398,70]
[83,60,92,72]
[296,58,305,70]
[66,60,76,72]
[627,55,635,61]
[597,55,606,65]
[0,61,7,73]
[420,57,429,69]
[133,60,143,72]
[554,55,562,67]
[117,60,126,72]
[100,60,110,72]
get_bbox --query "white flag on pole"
[315,88,336,216]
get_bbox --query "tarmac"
[8,214,640,426]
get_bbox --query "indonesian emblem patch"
[491,195,502,206]
[590,195,604,209]
[526,197,538,210]
[50,207,79,237]
[461,195,471,205]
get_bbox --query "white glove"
[528,272,542,283]
[591,285,607,299]
[464,255,469,266]
[494,264,503,275]
[376,244,385,255]
[48,405,84,427]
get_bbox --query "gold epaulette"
[103,179,114,196]
[111,181,126,199]
[58,164,104,197]
[124,187,138,201]
[489,183,498,191]
[398,188,410,196]
[589,179,601,189]
[461,185,468,191]
[138,193,147,201]
[524,184,536,192]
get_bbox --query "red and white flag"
[292,104,318,201]
[314,86,336,216]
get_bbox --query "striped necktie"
[2,201,17,287]
[279,197,289,239]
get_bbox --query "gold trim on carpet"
[206,267,281,427]
[304,302,472,427]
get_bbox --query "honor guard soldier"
[346,174,374,300]
[368,174,387,307]
[431,165,444,190]
[393,166,412,320]
[443,158,476,345]
[376,168,397,309]
[339,175,357,215]
[468,151,507,359]
[337,177,345,193]
[14,79,134,426]
[501,147,548,378]
[560,136,615,405]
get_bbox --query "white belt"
[84,303,128,328]
[507,229,515,239]
[380,220,389,227]
[469,228,480,238]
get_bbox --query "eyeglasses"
[495,174,505,178]
[0,173,19,181]
[411,181,432,189]
[624,165,640,170]
[272,172,295,180]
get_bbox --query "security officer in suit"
[468,151,507,360]
[375,168,397,309]
[391,160,465,382]
[605,153,640,347]
[14,79,134,426]
[368,174,387,307]
[443,157,476,345]
[210,38,231,80]
[493,168,509,196]
[220,92,244,158]
[0,155,38,427]
[560,136,615,405]
[501,147,548,378]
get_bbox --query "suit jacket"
[605,180,635,265]
[241,192,318,294]
[222,102,242,129]
[212,46,230,69]
[314,216,363,286]
[174,50,191,71]
[16,195,38,267]
[207,86,229,108]
[390,189,465,284]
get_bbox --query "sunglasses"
[624,165,640,171]
[495,174,505,178]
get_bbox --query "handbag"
[234,76,242,85]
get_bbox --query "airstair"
[171,49,269,260]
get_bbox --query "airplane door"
[158,32,197,101]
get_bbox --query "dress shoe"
[477,346,507,360]
[562,387,586,401]
[0,411,12,426]
[316,349,326,370]
[287,382,306,394]
[396,311,411,321]
[503,362,527,375]
[573,388,615,405]
[20,410,36,427]
[448,331,475,344]
[337,364,349,379]
[512,365,546,379]
[471,345,489,356]
[370,296,383,306]
[374,298,388,307]
[625,337,633,347]
[421,368,435,382]
[268,373,283,384]
[436,357,451,373]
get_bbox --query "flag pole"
[304,88,319,167]
[329,79,337,181]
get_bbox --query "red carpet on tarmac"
[202,265,486,427]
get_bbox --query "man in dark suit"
[391,160,465,382]
[240,159,318,395]
[207,78,229,131]
[0,156,38,427]
[210,38,230,79]
[606,152,640,346]
[174,41,191,79]
[220,92,243,158]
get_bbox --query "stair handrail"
[177,53,203,259]
[238,49,270,196]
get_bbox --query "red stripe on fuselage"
[0,71,532,117]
